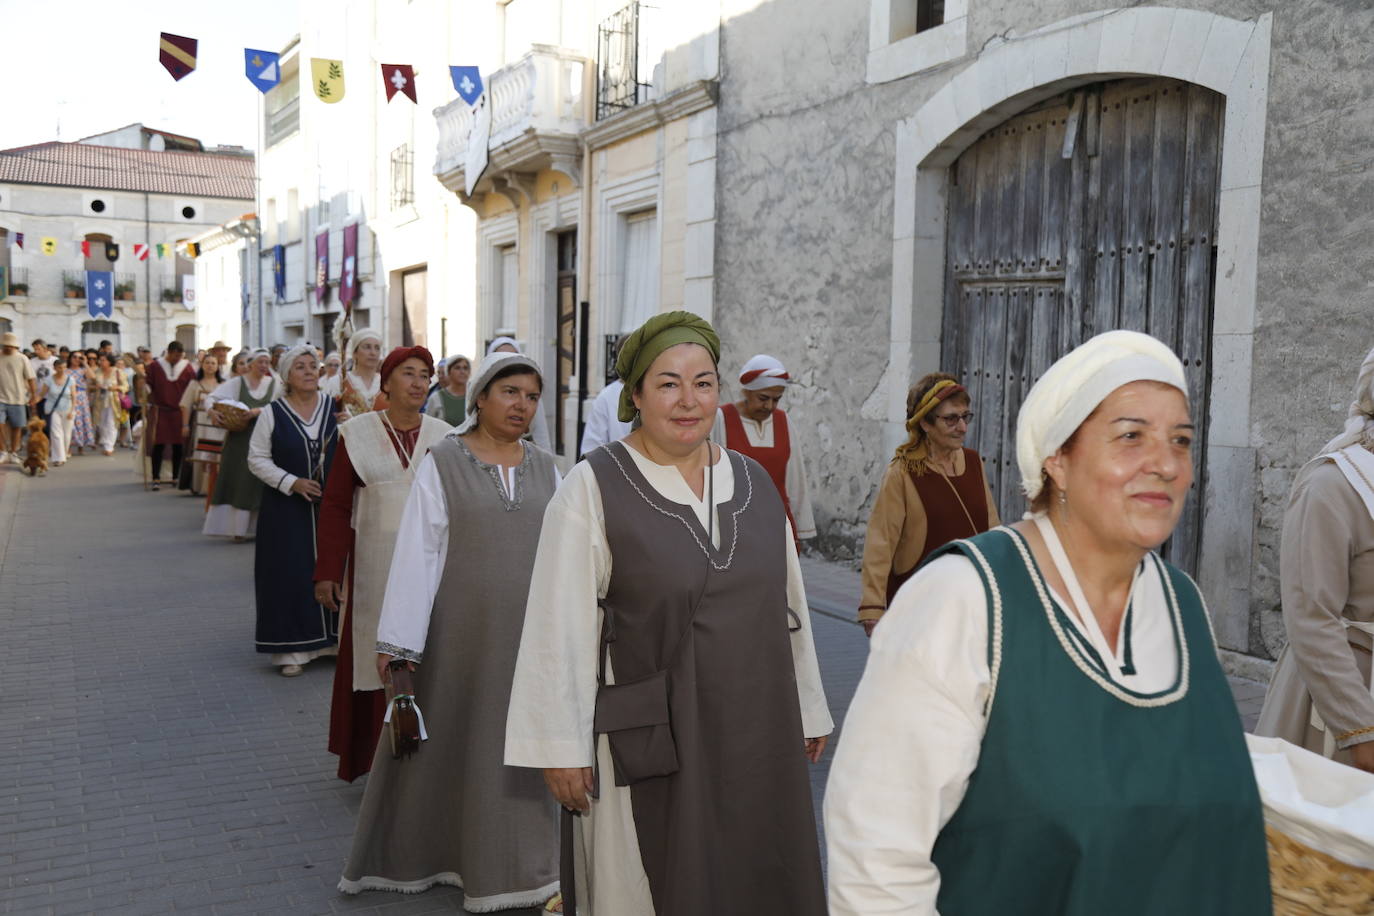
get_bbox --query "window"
[868,0,968,84]
[81,320,120,351]
[596,1,654,120]
[498,245,519,333]
[891,0,945,42]
[264,60,301,147]
[390,144,415,210]
[619,210,658,333]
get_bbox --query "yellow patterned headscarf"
[893,379,965,474]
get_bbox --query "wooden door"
[942,78,1222,573]
[401,268,428,348]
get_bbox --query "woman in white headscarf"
[247,344,339,676]
[486,337,552,451]
[824,331,1270,915]
[336,329,385,419]
[1255,346,1374,772]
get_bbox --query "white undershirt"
[824,520,1196,915]
[247,395,328,495]
[709,407,817,539]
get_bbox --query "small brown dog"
[23,416,49,477]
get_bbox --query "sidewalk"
[0,456,1268,914]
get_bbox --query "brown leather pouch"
[594,669,678,786]
[385,660,422,759]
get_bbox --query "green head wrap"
[615,311,721,422]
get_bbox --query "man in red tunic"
[145,340,195,489]
[711,353,817,548]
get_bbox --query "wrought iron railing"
[160,275,184,303]
[4,267,29,296]
[62,270,87,297]
[596,2,654,120]
[390,143,414,210]
[113,273,138,301]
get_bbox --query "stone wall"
[712,0,1374,658]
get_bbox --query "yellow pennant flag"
[41,237,57,255]
[311,58,345,103]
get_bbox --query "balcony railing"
[266,95,300,147]
[160,275,184,304]
[435,45,588,194]
[596,1,654,120]
[3,267,29,297]
[60,269,139,301]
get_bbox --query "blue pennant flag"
[450,66,483,105]
[272,244,287,300]
[245,49,282,94]
[86,270,114,318]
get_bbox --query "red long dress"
[314,425,421,781]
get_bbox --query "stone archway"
[884,7,1273,650]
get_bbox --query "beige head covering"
[1016,330,1187,501]
[451,352,543,435]
[1320,344,1374,454]
[278,343,318,393]
[348,328,382,359]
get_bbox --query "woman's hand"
[314,579,343,611]
[249,407,263,418]
[206,407,224,426]
[861,619,879,638]
[290,478,322,501]
[181,424,191,437]
[375,652,416,684]
[804,736,829,764]
[1353,740,1374,774]
[543,767,595,812]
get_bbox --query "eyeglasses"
[931,411,974,427]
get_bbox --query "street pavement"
[0,454,1267,914]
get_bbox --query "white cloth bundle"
[1246,734,1374,869]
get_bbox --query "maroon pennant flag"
[159,33,198,81]
[381,64,417,103]
[341,224,359,308]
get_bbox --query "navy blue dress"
[255,397,339,655]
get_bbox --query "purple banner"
[341,223,358,310]
[315,231,330,304]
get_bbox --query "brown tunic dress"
[584,442,826,916]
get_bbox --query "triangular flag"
[13,233,22,249]
[159,33,198,81]
[450,66,483,105]
[245,49,281,94]
[41,237,56,255]
[134,243,149,261]
[311,58,345,103]
[156,243,165,259]
[381,64,417,103]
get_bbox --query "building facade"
[432,0,721,466]
[246,0,478,359]
[708,0,1374,672]
[0,137,254,353]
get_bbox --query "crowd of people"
[11,308,1374,913]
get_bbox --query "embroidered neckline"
[1002,526,1190,707]
[604,441,752,571]
[454,435,531,512]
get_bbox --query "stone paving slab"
[0,457,1270,914]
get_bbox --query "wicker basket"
[1267,825,1374,915]
[215,403,253,433]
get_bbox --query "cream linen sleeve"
[1281,461,1374,748]
[786,429,818,540]
[373,454,450,662]
[246,404,298,495]
[784,520,832,738]
[825,553,991,915]
[505,461,610,768]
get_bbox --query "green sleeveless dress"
[928,527,1271,915]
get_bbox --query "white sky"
[0,0,301,151]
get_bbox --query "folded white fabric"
[1246,734,1374,868]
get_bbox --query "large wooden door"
[942,78,1222,573]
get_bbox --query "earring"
[1058,489,1068,511]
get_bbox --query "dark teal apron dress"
[928,527,1271,915]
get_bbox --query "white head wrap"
[248,347,270,361]
[738,354,791,391]
[1016,330,1187,501]
[348,328,382,359]
[450,352,543,435]
[486,336,521,355]
[278,343,318,392]
[439,353,470,372]
[1320,345,1374,454]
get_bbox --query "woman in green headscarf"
[506,311,833,915]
